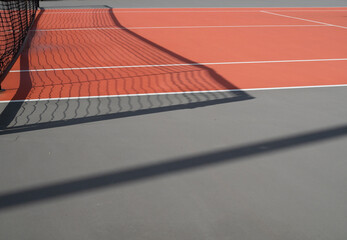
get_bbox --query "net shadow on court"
[0,0,39,86]
[0,5,253,135]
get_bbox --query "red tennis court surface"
[1,7,347,101]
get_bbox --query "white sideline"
[1,84,347,103]
[261,11,347,29]
[9,58,347,73]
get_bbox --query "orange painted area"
[35,8,347,29]
[9,26,347,71]
[132,27,347,62]
[213,61,347,88]
[114,12,311,28]
[3,60,347,101]
[1,8,347,101]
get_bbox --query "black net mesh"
[0,0,39,81]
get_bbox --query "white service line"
[261,10,347,29]
[30,24,327,32]
[9,58,347,73]
[2,84,347,103]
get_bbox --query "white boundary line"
[9,58,347,73]
[41,10,259,14]
[1,84,347,103]
[261,10,347,29]
[30,24,327,32]
[40,9,347,14]
[265,9,347,12]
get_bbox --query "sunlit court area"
[1,0,347,239]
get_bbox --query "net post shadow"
[0,123,346,210]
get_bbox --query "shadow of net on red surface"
[0,6,253,134]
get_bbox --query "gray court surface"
[1,1,347,240]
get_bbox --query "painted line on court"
[9,58,347,73]
[261,11,347,29]
[268,9,347,12]
[41,9,347,14]
[30,24,327,32]
[1,84,347,103]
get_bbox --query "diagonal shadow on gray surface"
[0,123,346,210]
[0,5,253,135]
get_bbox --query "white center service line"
[260,11,347,30]
[30,24,327,32]
[10,58,347,73]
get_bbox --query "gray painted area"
[1,87,347,240]
[1,0,347,239]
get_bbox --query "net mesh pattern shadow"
[0,0,39,85]
[0,6,253,134]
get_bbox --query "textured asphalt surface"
[1,1,347,240]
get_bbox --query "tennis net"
[0,0,39,86]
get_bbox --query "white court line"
[268,9,347,12]
[261,10,347,29]
[30,24,327,32]
[40,10,262,14]
[9,58,347,73]
[1,84,347,103]
[40,9,347,14]
[41,10,259,14]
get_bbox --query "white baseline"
[10,58,347,73]
[1,84,347,103]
